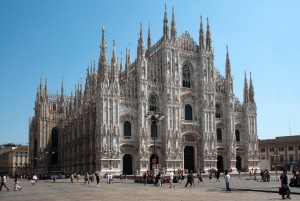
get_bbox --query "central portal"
[184,146,194,172]
[123,154,133,175]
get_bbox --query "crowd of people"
[1,167,299,200]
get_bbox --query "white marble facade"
[29,6,259,176]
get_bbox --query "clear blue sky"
[1,0,300,144]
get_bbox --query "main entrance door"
[184,146,194,172]
[217,155,224,172]
[123,154,133,175]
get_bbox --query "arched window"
[182,64,191,88]
[124,121,131,139]
[185,104,193,120]
[51,128,58,148]
[217,128,222,142]
[149,94,159,112]
[215,104,221,118]
[53,104,56,111]
[235,130,240,142]
[151,122,157,139]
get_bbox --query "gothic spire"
[171,6,177,41]
[44,78,48,100]
[61,77,64,101]
[39,77,43,95]
[111,40,118,82]
[137,21,145,59]
[120,51,123,73]
[225,45,231,78]
[243,71,249,104]
[249,72,255,103]
[147,23,151,49]
[199,16,205,51]
[206,17,212,51]
[163,3,169,40]
[98,24,109,81]
[125,44,131,69]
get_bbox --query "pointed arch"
[235,129,240,142]
[182,63,191,88]
[215,103,222,118]
[124,121,131,139]
[217,128,222,142]
[149,93,159,112]
[185,104,193,120]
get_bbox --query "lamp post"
[145,111,164,172]
[272,154,279,171]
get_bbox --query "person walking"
[156,172,162,187]
[197,171,203,183]
[224,170,231,191]
[32,174,38,185]
[191,172,195,187]
[14,174,22,191]
[169,171,175,188]
[0,175,10,191]
[280,169,291,199]
[70,173,74,184]
[216,170,220,182]
[95,171,100,186]
[84,172,90,185]
[185,172,193,187]
[143,172,148,186]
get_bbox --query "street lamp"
[145,111,164,171]
[272,154,279,171]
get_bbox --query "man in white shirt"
[169,171,175,188]
[0,175,10,191]
[224,170,231,191]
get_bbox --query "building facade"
[0,145,29,176]
[29,6,259,175]
[259,136,300,171]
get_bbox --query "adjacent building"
[29,5,259,175]
[0,145,29,176]
[259,135,300,171]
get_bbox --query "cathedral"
[29,5,259,176]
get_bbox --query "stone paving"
[0,174,299,201]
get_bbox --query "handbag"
[279,187,287,195]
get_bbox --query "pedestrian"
[76,174,80,182]
[143,172,148,186]
[0,175,10,191]
[224,170,231,191]
[84,172,90,185]
[191,172,195,187]
[197,171,203,183]
[254,169,257,180]
[179,172,184,184]
[169,171,175,188]
[209,169,213,180]
[70,173,74,184]
[238,169,241,179]
[156,172,162,187]
[107,173,113,184]
[185,171,193,187]
[120,171,124,181]
[14,174,22,191]
[216,170,220,182]
[280,169,291,199]
[95,171,100,186]
[31,174,38,185]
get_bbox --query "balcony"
[181,119,199,133]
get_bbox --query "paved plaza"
[0,174,299,201]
